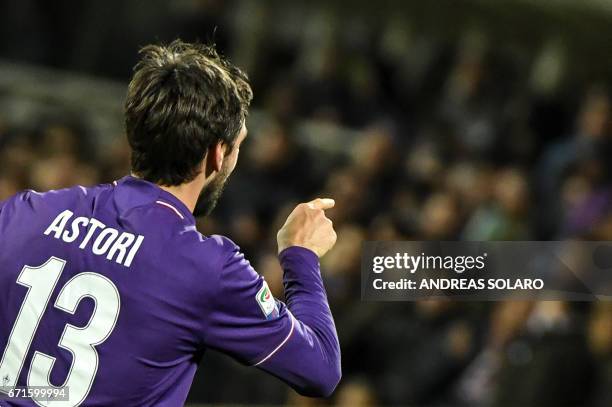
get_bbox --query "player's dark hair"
[125,39,252,186]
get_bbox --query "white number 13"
[0,257,120,406]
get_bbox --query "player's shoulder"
[205,234,239,251]
[29,182,109,201]
[174,229,239,265]
[1,183,111,216]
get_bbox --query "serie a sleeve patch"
[256,281,278,319]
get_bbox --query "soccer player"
[0,40,340,406]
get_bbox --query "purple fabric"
[0,176,340,406]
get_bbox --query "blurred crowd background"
[1,1,612,406]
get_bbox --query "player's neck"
[158,172,209,214]
[159,185,198,213]
[158,182,200,214]
[131,170,209,214]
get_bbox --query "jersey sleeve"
[202,236,341,397]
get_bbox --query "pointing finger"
[308,198,335,210]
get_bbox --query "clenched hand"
[277,198,338,257]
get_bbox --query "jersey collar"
[115,175,196,224]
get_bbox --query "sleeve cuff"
[278,246,319,263]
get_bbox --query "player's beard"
[193,164,231,217]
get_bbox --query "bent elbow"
[319,363,342,398]
[297,361,342,398]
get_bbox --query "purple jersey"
[0,176,341,406]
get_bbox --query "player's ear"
[203,142,225,175]
[212,142,224,172]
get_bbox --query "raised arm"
[202,199,341,397]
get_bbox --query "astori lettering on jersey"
[44,209,144,267]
